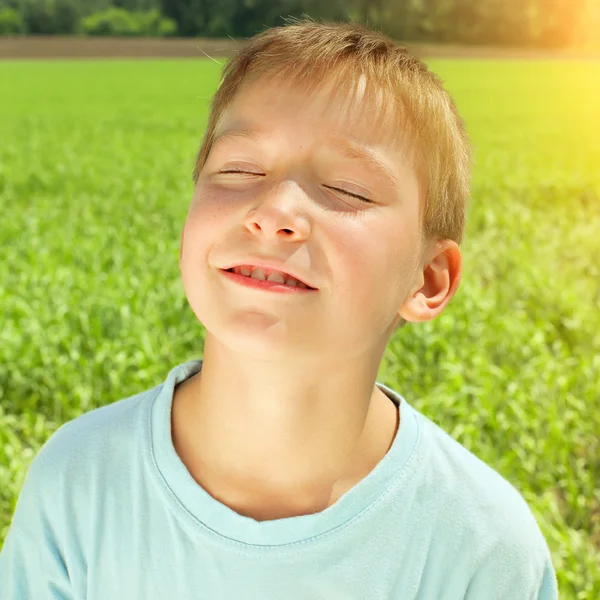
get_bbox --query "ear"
[398,239,462,323]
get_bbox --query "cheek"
[325,223,378,295]
[180,189,237,266]
[189,183,241,228]
[179,213,208,270]
[349,220,415,298]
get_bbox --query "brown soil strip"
[1,36,598,60]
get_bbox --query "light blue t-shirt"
[1,359,557,599]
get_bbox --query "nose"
[243,180,311,241]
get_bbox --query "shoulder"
[414,409,535,511]
[4,381,164,560]
[23,382,163,492]
[409,406,556,594]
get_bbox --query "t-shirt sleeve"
[536,559,559,600]
[0,431,75,599]
[463,544,558,600]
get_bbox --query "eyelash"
[217,170,372,204]
[323,185,373,204]
[218,168,265,176]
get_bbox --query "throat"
[171,377,399,521]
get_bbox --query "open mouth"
[221,268,317,291]
[224,267,316,290]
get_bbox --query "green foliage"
[112,0,158,10]
[137,8,176,36]
[0,58,599,597]
[81,7,176,36]
[0,7,24,33]
[157,0,346,38]
[0,0,598,46]
[81,7,140,35]
[353,0,598,48]
[156,0,207,37]
[152,0,599,47]
[16,0,83,34]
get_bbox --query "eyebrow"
[210,128,399,187]
[210,128,262,150]
[331,139,399,187]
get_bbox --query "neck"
[171,332,399,518]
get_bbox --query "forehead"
[215,70,418,163]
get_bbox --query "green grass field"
[1,57,599,597]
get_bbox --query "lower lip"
[220,269,317,293]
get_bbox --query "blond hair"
[192,20,472,331]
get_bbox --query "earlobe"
[399,240,462,323]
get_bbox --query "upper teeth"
[233,266,308,288]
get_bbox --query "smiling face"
[179,74,435,359]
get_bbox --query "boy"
[0,20,557,599]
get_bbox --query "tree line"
[0,0,598,48]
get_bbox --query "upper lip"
[221,258,317,289]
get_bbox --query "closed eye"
[323,185,373,204]
[219,168,265,176]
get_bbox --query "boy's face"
[180,74,432,358]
